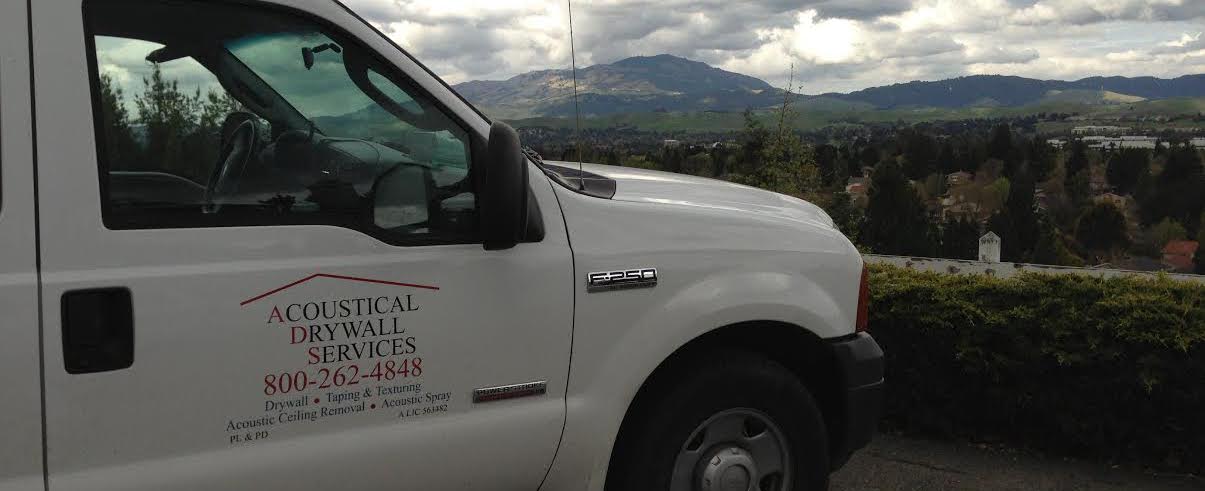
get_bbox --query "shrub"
[868,264,1205,471]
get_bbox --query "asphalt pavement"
[830,433,1203,491]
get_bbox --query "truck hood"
[543,161,835,229]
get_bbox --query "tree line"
[526,108,1205,273]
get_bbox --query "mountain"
[454,54,782,119]
[451,55,1205,118]
[821,74,1205,109]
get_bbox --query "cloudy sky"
[345,0,1205,94]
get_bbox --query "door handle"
[62,288,134,374]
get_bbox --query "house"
[845,181,867,200]
[662,139,681,148]
[942,201,981,222]
[1192,137,1205,149]
[1162,240,1199,272]
[1046,139,1066,149]
[946,171,973,187]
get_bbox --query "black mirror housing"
[479,122,529,250]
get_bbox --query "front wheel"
[606,350,830,491]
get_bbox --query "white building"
[1192,137,1205,149]
[1072,125,1128,136]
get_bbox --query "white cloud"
[322,2,1205,92]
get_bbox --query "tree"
[988,172,1039,261]
[680,152,713,177]
[730,74,820,199]
[1032,212,1083,266]
[815,144,839,186]
[939,218,980,260]
[1105,148,1150,195]
[1076,203,1128,251]
[937,141,959,174]
[1064,140,1090,180]
[824,191,863,244]
[1144,145,1205,234]
[1196,228,1205,274]
[736,108,768,176]
[988,123,1013,161]
[900,129,938,179]
[861,160,937,256]
[136,64,203,179]
[96,73,141,171]
[1066,170,1091,210]
[1143,218,1187,255]
[1028,137,1055,181]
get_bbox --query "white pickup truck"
[0,1,883,490]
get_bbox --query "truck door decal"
[240,272,440,306]
[224,273,452,446]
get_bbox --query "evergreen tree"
[1076,203,1128,251]
[136,64,203,179]
[987,172,1039,261]
[1105,148,1150,195]
[862,161,937,256]
[1032,212,1083,266]
[901,129,938,179]
[1145,145,1205,234]
[825,191,863,245]
[988,123,1013,161]
[1064,140,1090,179]
[937,141,958,174]
[1028,137,1055,181]
[736,108,768,175]
[1066,170,1091,210]
[96,73,141,171]
[815,144,839,186]
[939,218,980,260]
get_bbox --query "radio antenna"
[567,0,584,190]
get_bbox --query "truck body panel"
[29,1,572,489]
[0,2,45,489]
[0,1,882,489]
[541,179,862,490]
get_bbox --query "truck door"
[0,2,45,490]
[32,1,573,490]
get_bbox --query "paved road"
[830,434,1203,491]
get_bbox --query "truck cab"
[0,1,882,490]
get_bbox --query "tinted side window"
[86,0,477,245]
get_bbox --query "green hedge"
[868,264,1205,472]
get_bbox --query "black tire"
[605,350,830,491]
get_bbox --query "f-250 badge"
[587,268,658,292]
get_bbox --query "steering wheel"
[204,120,257,214]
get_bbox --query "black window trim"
[81,0,487,248]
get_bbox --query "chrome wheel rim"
[670,408,791,491]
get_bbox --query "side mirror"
[371,164,432,231]
[479,122,529,250]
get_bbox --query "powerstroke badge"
[586,268,658,292]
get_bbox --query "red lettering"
[291,326,308,344]
[307,347,320,365]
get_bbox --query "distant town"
[522,112,1205,275]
